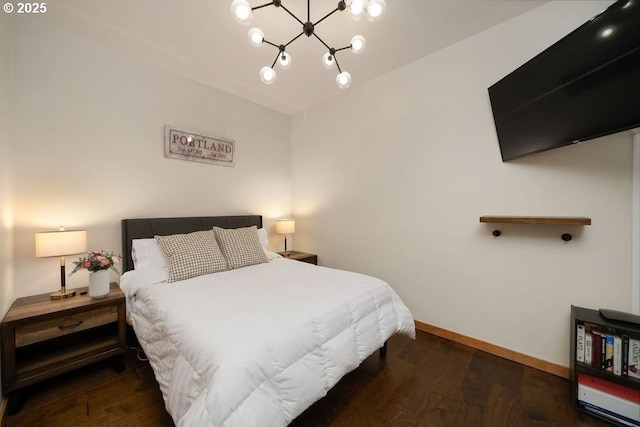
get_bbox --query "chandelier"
[230,0,386,89]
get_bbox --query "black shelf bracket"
[489,230,574,241]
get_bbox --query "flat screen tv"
[488,0,640,162]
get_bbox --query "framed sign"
[164,125,235,167]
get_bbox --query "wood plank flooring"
[2,330,612,427]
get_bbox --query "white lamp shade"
[231,0,253,24]
[336,71,352,89]
[275,219,295,234]
[260,66,277,84]
[35,230,87,258]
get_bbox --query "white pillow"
[257,227,269,250]
[264,251,282,261]
[132,238,168,269]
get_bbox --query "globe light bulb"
[336,71,352,89]
[350,35,366,54]
[278,52,292,70]
[322,52,335,69]
[248,28,264,47]
[366,0,386,22]
[347,0,366,21]
[260,66,276,84]
[231,0,253,25]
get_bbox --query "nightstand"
[1,282,126,414]
[278,251,318,265]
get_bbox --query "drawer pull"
[58,320,83,329]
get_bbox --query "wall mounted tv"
[488,0,640,162]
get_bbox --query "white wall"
[0,12,14,399]
[9,18,293,298]
[291,1,632,368]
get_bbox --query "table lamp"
[275,219,295,254]
[35,226,87,300]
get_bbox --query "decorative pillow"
[155,230,228,282]
[213,226,268,269]
[132,238,168,269]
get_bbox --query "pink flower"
[69,250,121,277]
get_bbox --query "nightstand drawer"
[15,305,118,347]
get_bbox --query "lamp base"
[50,289,76,300]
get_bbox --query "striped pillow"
[155,230,228,282]
[213,226,268,269]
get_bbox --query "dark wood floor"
[3,330,612,427]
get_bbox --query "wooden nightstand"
[278,251,318,265]
[1,282,126,414]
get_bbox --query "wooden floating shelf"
[479,216,592,241]
[479,216,592,226]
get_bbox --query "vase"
[89,270,110,298]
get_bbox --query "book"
[630,338,640,379]
[592,330,602,369]
[579,401,640,427]
[585,331,593,366]
[605,333,615,372]
[601,332,607,370]
[614,334,623,376]
[623,335,630,377]
[578,383,640,423]
[577,324,586,363]
[578,372,640,403]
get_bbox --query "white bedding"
[120,257,415,427]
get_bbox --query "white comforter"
[120,257,415,427]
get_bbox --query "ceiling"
[30,0,549,116]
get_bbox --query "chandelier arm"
[307,0,310,22]
[312,32,332,52]
[334,55,343,73]
[251,2,274,11]
[270,50,281,68]
[334,45,351,53]
[284,32,305,48]
[263,39,279,48]
[313,6,341,27]
[279,4,305,26]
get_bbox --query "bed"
[119,215,415,427]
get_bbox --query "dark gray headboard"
[121,215,262,272]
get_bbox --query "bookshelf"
[570,306,640,426]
